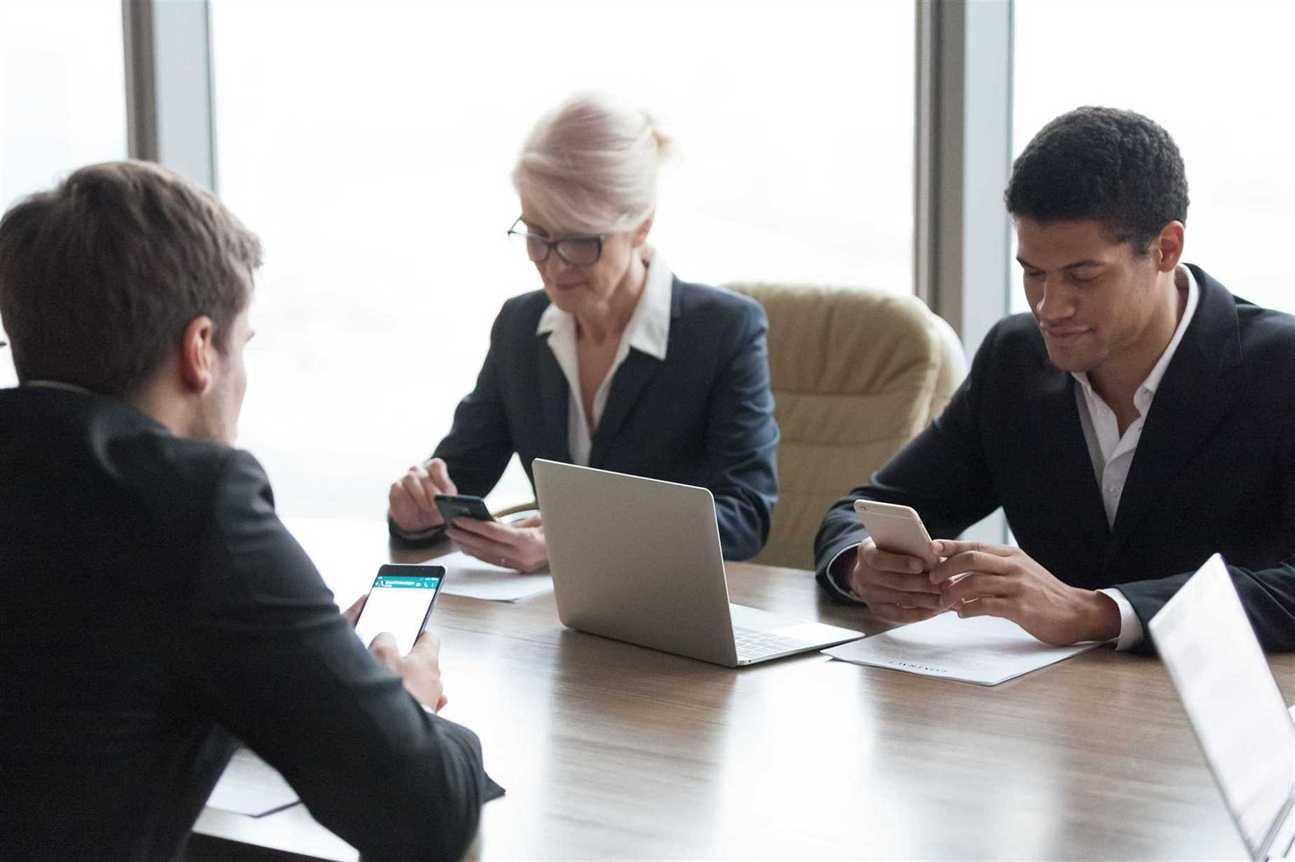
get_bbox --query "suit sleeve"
[389,305,517,546]
[1117,419,1295,653]
[1117,561,1295,653]
[704,301,780,561]
[812,324,1002,598]
[189,450,501,861]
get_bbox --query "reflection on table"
[192,518,1293,860]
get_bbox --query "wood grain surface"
[193,518,1295,860]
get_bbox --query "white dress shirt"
[1082,265,1199,650]
[535,249,672,466]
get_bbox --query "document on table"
[207,748,299,817]
[437,550,554,602]
[823,612,1102,685]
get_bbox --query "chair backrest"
[727,283,967,570]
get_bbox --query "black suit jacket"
[415,277,779,560]
[0,387,501,861]
[814,265,1295,651]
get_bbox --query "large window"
[210,0,915,517]
[1011,0,1295,314]
[0,1,127,388]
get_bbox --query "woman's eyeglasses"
[508,218,605,266]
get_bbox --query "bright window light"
[0,0,126,388]
[1011,0,1295,315]
[210,0,915,517]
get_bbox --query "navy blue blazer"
[425,276,779,560]
[814,265,1295,651]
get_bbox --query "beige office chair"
[727,283,967,570]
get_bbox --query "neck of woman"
[576,253,648,345]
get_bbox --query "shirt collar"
[1071,264,1200,405]
[23,379,92,394]
[536,249,672,361]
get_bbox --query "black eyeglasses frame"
[507,217,607,266]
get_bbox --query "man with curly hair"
[816,107,1295,652]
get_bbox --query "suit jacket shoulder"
[492,289,551,341]
[673,278,766,324]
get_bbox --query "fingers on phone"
[368,632,401,669]
[426,458,458,496]
[343,595,367,624]
[864,545,928,574]
[401,473,433,510]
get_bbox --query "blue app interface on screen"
[354,573,441,656]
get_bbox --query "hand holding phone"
[433,494,495,525]
[368,630,447,712]
[843,500,948,622]
[853,500,938,567]
[353,564,445,656]
[389,458,458,533]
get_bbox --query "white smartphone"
[353,564,446,655]
[852,500,938,566]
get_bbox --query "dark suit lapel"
[1035,371,1112,549]
[536,334,572,462]
[588,349,662,465]
[588,276,680,466]
[1107,267,1242,556]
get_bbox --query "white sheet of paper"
[437,550,554,602]
[207,748,299,817]
[823,612,1101,685]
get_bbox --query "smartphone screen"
[354,565,445,656]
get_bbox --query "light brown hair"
[0,160,262,396]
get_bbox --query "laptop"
[532,459,865,667]
[1148,553,1295,862]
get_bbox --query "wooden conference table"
[193,517,1294,860]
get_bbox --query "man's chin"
[1043,345,1096,375]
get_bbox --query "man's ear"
[178,316,216,395]
[1154,221,1185,273]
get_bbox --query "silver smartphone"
[852,500,938,566]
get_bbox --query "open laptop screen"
[1149,554,1295,859]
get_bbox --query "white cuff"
[1097,588,1144,651]
[825,544,868,605]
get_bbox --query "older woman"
[387,92,778,570]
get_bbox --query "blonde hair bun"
[513,91,671,235]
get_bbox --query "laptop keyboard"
[733,627,808,660]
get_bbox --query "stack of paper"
[824,612,1102,685]
[207,748,299,817]
[436,550,554,602]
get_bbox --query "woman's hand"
[388,458,457,533]
[446,514,548,573]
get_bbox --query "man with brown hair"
[0,161,500,861]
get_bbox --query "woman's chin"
[544,288,584,313]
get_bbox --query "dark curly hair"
[1005,106,1189,254]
